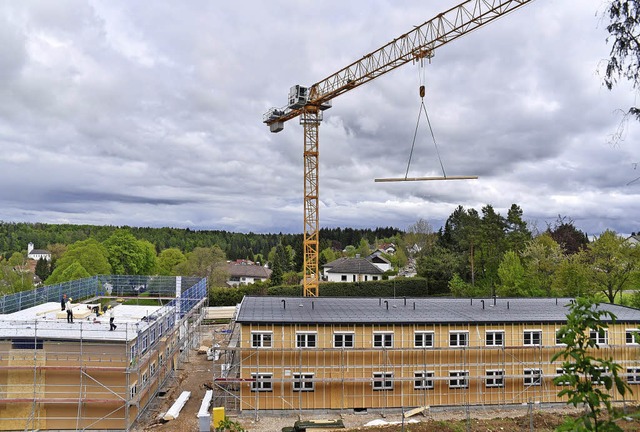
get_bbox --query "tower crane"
[264,0,533,297]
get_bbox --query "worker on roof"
[108,305,117,331]
[66,297,74,323]
[61,294,67,311]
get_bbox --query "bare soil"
[134,325,640,432]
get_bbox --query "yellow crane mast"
[264,0,532,297]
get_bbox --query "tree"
[585,230,639,303]
[46,238,111,285]
[520,233,563,296]
[547,216,589,255]
[156,248,187,276]
[103,229,155,275]
[35,257,50,282]
[175,246,227,286]
[604,0,640,122]
[553,297,631,431]
[552,251,593,297]
[416,245,464,295]
[404,218,435,256]
[496,250,527,297]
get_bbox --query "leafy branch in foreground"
[552,297,632,431]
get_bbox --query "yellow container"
[212,406,225,429]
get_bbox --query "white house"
[27,242,51,261]
[367,250,392,272]
[627,234,640,247]
[226,261,272,287]
[322,257,384,282]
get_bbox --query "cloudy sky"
[1,0,639,237]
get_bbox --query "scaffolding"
[0,275,207,431]
[211,319,640,418]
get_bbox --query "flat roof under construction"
[0,302,166,342]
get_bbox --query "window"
[414,371,434,389]
[293,373,314,391]
[159,353,164,365]
[296,332,317,348]
[373,372,393,390]
[590,367,609,385]
[524,368,542,386]
[11,339,43,350]
[333,332,354,348]
[150,362,157,376]
[251,332,272,348]
[523,330,542,346]
[373,332,394,348]
[555,368,571,386]
[251,373,273,392]
[485,370,504,388]
[449,331,468,347]
[485,331,504,347]
[589,329,608,346]
[140,333,149,354]
[341,275,347,281]
[555,329,565,345]
[130,382,138,399]
[449,370,469,388]
[626,330,640,345]
[627,367,640,384]
[142,370,149,386]
[414,331,434,348]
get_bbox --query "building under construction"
[213,296,640,415]
[0,275,207,431]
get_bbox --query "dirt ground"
[133,325,640,432]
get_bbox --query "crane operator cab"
[288,85,309,109]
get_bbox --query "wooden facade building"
[217,296,640,413]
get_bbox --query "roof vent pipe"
[507,301,510,310]
[470,298,473,305]
[384,300,389,310]
[379,298,382,306]
[404,297,407,306]
[281,299,286,310]
[481,300,485,310]
[312,301,314,310]
[493,296,497,306]
[556,298,558,305]
[413,302,416,310]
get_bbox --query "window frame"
[485,331,504,347]
[523,330,542,346]
[485,369,504,388]
[449,370,469,389]
[449,331,469,347]
[524,368,542,386]
[555,367,571,386]
[626,329,640,345]
[627,367,640,385]
[414,331,435,348]
[251,331,273,349]
[293,372,315,392]
[372,372,394,390]
[251,372,273,392]
[373,332,394,348]
[589,328,608,346]
[333,332,355,348]
[413,371,435,389]
[295,332,318,349]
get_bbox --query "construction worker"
[61,294,67,311]
[108,306,117,331]
[66,297,74,323]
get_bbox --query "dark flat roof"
[236,296,640,325]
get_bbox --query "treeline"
[0,222,402,262]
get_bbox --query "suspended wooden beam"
[374,175,478,183]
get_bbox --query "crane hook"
[419,85,425,99]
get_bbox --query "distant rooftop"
[236,296,640,325]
